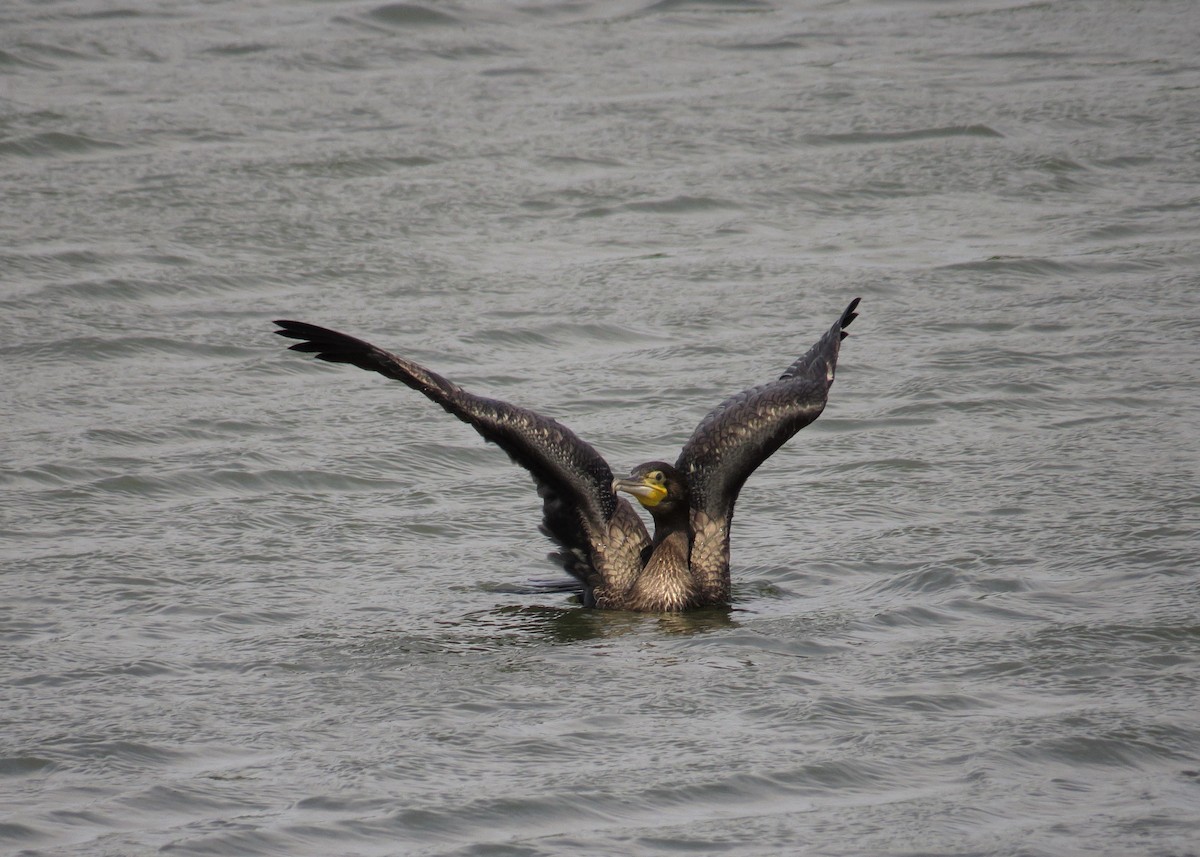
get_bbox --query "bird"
[274,297,859,612]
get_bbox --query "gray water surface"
[3,1,1199,855]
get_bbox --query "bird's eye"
[650,470,664,483]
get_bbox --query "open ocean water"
[2,0,1199,855]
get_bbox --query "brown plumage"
[274,298,859,612]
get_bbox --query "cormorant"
[274,298,859,612]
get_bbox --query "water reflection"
[472,577,738,641]
[336,598,739,660]
[464,602,737,645]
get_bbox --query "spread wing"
[674,298,859,599]
[273,321,649,596]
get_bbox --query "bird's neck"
[649,507,689,547]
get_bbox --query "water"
[3,1,1199,854]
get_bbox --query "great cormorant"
[274,298,859,612]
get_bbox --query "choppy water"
[3,1,1199,855]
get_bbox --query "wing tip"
[273,319,323,342]
[839,297,861,340]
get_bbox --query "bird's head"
[613,461,688,517]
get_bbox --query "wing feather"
[273,320,648,591]
[676,298,860,526]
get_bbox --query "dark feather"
[676,297,859,527]
[274,320,637,590]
